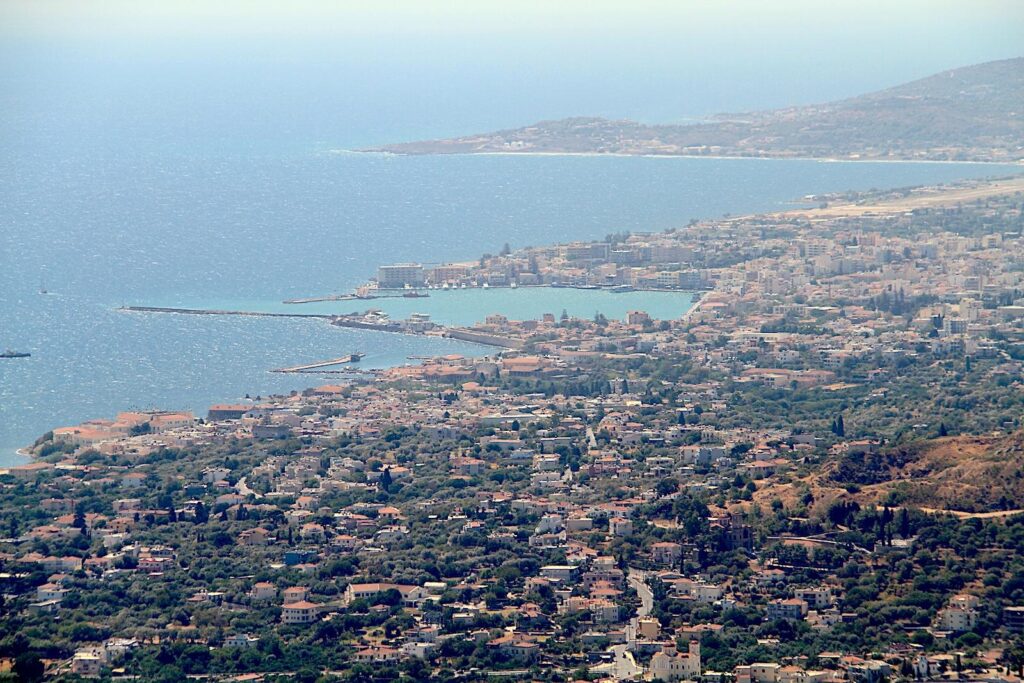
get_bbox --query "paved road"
[235,476,260,498]
[628,568,653,617]
[609,643,643,680]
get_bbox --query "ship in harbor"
[1,349,30,359]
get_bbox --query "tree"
[193,502,208,524]
[835,414,845,437]
[656,478,679,497]
[379,467,393,493]
[13,653,44,682]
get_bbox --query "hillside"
[369,58,1024,162]
[753,431,1024,516]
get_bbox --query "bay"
[1,148,1020,464]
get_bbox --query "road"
[609,643,643,680]
[628,568,653,617]
[235,476,260,499]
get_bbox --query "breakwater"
[121,306,333,319]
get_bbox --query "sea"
[1,144,1021,465]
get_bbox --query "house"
[343,583,427,607]
[937,603,978,632]
[250,582,277,601]
[609,517,633,537]
[71,652,103,678]
[1004,606,1024,632]
[487,634,539,661]
[239,527,272,546]
[794,586,832,610]
[121,472,147,489]
[539,565,579,583]
[353,646,401,663]
[652,541,683,566]
[651,641,701,682]
[767,598,808,621]
[207,404,251,421]
[282,586,309,604]
[737,663,781,683]
[280,600,319,625]
[225,634,260,649]
[36,583,70,603]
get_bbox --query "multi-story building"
[377,263,425,288]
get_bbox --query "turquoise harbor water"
[154,288,697,327]
[2,148,1022,465]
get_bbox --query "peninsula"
[366,58,1024,163]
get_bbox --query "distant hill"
[369,58,1024,162]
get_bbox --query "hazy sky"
[2,1,1022,147]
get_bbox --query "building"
[1004,606,1024,633]
[250,582,277,601]
[609,516,633,537]
[353,646,401,663]
[225,634,259,649]
[280,600,319,625]
[206,404,251,421]
[627,310,652,326]
[794,586,832,610]
[767,598,808,621]
[652,541,683,566]
[377,263,425,288]
[651,640,701,682]
[343,583,427,607]
[71,652,103,678]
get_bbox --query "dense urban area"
[4,178,1024,682]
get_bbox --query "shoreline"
[346,148,1024,166]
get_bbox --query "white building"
[651,640,701,682]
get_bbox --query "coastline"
[348,148,1024,166]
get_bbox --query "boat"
[349,352,365,362]
[402,291,429,298]
[1,349,30,358]
[610,284,635,293]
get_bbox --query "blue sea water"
[1,146,1021,464]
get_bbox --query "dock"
[271,354,365,373]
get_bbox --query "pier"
[122,306,333,319]
[271,354,365,373]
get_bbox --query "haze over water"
[2,0,1023,463]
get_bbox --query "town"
[3,178,1024,682]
